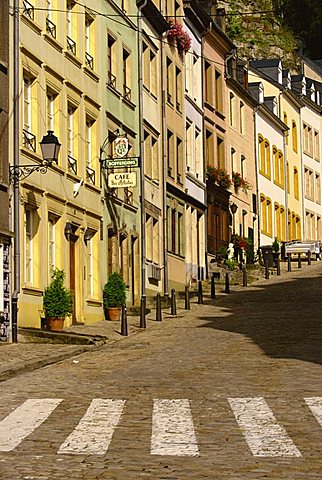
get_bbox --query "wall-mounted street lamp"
[230,202,238,235]
[10,130,61,184]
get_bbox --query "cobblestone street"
[1,262,322,479]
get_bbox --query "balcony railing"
[86,165,95,185]
[23,0,34,21]
[123,85,132,102]
[68,155,77,175]
[124,187,133,205]
[22,129,36,152]
[66,36,76,56]
[107,71,116,89]
[85,52,94,70]
[46,17,56,38]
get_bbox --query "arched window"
[267,198,272,236]
[275,202,281,240]
[280,207,286,240]
[294,168,299,199]
[292,121,298,153]
[265,140,271,178]
[260,194,267,234]
[259,135,265,174]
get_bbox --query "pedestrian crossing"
[0,397,320,457]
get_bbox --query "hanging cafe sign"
[101,135,140,169]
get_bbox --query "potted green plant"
[103,272,126,321]
[272,237,280,267]
[43,268,72,332]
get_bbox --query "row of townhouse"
[0,0,322,340]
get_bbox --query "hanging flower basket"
[167,20,192,54]
[232,171,252,193]
[207,166,232,189]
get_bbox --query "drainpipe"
[283,131,289,241]
[253,106,261,253]
[160,6,169,299]
[137,1,147,310]
[299,106,305,240]
[12,0,20,343]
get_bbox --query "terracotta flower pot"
[46,317,65,332]
[106,307,121,321]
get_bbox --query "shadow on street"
[198,273,322,366]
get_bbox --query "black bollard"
[156,293,162,322]
[121,305,128,336]
[211,273,216,299]
[242,267,247,287]
[184,285,190,310]
[265,260,270,279]
[287,255,292,272]
[276,256,281,276]
[308,251,311,266]
[171,288,177,316]
[197,280,203,304]
[225,272,230,294]
[298,253,302,269]
[139,296,146,328]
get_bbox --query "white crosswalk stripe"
[304,397,322,426]
[1,396,322,457]
[58,399,125,455]
[150,399,199,456]
[228,397,301,457]
[0,398,62,452]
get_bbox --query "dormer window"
[259,84,264,103]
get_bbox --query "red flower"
[167,20,192,54]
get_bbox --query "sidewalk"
[0,258,320,383]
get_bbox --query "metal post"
[139,296,146,328]
[308,251,311,266]
[121,305,128,336]
[287,255,292,272]
[276,256,281,276]
[242,267,247,287]
[170,288,177,316]
[197,280,203,304]
[265,260,269,279]
[184,285,190,310]
[225,272,230,294]
[156,293,162,322]
[211,273,216,299]
[298,253,302,269]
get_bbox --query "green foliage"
[103,272,126,308]
[272,237,280,252]
[225,258,238,271]
[217,245,228,258]
[43,268,72,318]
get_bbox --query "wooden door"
[69,235,77,324]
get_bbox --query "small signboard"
[105,158,139,168]
[108,172,137,188]
[114,136,129,158]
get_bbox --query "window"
[205,130,214,167]
[294,167,299,200]
[217,136,225,169]
[230,147,236,173]
[303,123,313,156]
[260,195,273,237]
[317,216,322,240]
[143,43,157,97]
[175,66,182,112]
[66,0,77,55]
[107,34,116,87]
[239,101,244,134]
[195,128,202,176]
[22,75,37,151]
[166,58,173,104]
[241,155,246,179]
[283,112,288,145]
[88,236,94,296]
[229,92,234,126]
[46,91,56,132]
[204,61,212,105]
[258,135,271,178]
[25,209,33,285]
[146,214,160,265]
[316,173,321,204]
[167,129,174,176]
[85,14,94,70]
[46,0,56,38]
[273,147,284,188]
[67,106,75,158]
[292,121,298,153]
[122,48,131,100]
[314,130,320,161]
[167,205,185,257]
[48,217,56,276]
[85,119,93,169]
[304,167,314,200]
[215,70,223,113]
[144,131,159,181]
[176,137,183,183]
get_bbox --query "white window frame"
[25,209,33,285]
